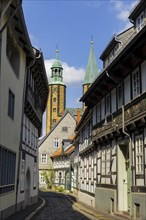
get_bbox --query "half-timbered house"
[78,0,146,219]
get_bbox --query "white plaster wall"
[0,26,26,152]
[0,21,26,213]
[78,191,95,208]
[95,188,117,213]
[132,193,146,220]
[17,154,38,206]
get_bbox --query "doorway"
[117,142,130,213]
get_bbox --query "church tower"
[83,40,99,110]
[46,49,66,134]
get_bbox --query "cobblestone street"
[32,192,98,220]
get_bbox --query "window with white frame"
[114,43,119,55]
[109,50,114,62]
[101,148,111,175]
[135,135,143,174]
[132,68,140,98]
[101,149,106,175]
[117,83,124,109]
[136,12,144,32]
[41,153,47,164]
[40,173,45,184]
[54,138,59,148]
[105,94,111,114]
[105,57,109,68]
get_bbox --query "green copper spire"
[50,48,65,85]
[83,40,99,85]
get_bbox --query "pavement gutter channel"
[24,197,46,220]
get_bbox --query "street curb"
[24,197,46,220]
[65,195,97,218]
[65,194,123,220]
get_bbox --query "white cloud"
[110,0,138,21]
[85,1,103,8]
[29,33,39,49]
[75,96,82,105]
[45,59,85,85]
[110,0,139,32]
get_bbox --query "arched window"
[53,119,56,124]
[53,108,56,112]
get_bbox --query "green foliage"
[42,169,55,189]
[58,186,64,192]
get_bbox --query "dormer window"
[109,50,114,62]
[136,12,144,32]
[114,43,119,55]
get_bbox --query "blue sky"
[22,0,138,135]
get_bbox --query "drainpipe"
[15,50,41,211]
[122,105,132,217]
[106,70,119,84]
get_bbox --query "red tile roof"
[51,147,62,158]
[65,145,75,154]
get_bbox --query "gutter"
[105,70,119,84]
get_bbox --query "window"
[136,12,144,32]
[117,84,124,109]
[0,146,16,194]
[7,29,20,77]
[41,153,47,164]
[105,94,111,114]
[53,119,56,124]
[54,138,59,148]
[53,108,56,112]
[62,127,68,132]
[40,173,45,184]
[101,148,111,175]
[92,105,96,126]
[8,89,15,119]
[105,57,109,68]
[114,43,119,55]
[53,97,56,102]
[132,68,140,98]
[135,135,143,174]
[97,102,101,123]
[109,50,114,62]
